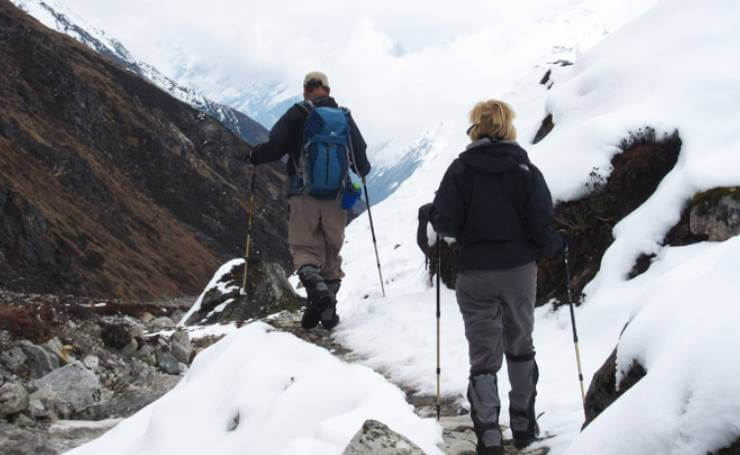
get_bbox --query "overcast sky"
[59,0,655,143]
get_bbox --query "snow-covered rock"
[342,419,426,455]
[179,259,303,327]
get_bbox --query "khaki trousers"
[288,195,346,280]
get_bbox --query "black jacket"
[250,96,371,177]
[429,139,563,271]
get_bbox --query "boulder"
[0,382,29,416]
[690,187,740,241]
[33,361,102,414]
[100,323,132,350]
[77,374,180,420]
[12,413,35,428]
[156,350,180,376]
[19,341,59,378]
[342,419,426,455]
[0,346,27,373]
[151,317,176,330]
[170,329,192,364]
[28,398,51,420]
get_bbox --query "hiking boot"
[476,441,503,455]
[320,280,341,330]
[298,265,333,330]
[320,312,340,330]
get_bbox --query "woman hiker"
[418,99,564,455]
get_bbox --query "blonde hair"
[468,99,516,141]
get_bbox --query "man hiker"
[417,100,563,454]
[247,71,371,330]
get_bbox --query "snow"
[67,323,443,455]
[51,419,123,431]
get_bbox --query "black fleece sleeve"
[347,113,371,177]
[525,166,564,258]
[430,161,466,238]
[250,105,302,165]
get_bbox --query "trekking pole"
[240,166,257,300]
[361,177,386,297]
[435,238,442,421]
[563,239,587,413]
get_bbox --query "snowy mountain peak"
[10,0,267,144]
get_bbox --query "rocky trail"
[264,310,550,455]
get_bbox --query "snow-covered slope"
[334,0,740,453]
[10,0,268,145]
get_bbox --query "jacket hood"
[458,139,530,173]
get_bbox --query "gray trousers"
[456,262,539,445]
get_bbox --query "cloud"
[60,0,656,144]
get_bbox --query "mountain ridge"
[0,0,291,299]
[10,0,269,145]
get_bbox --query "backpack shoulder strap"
[297,100,314,115]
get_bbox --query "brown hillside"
[0,0,290,299]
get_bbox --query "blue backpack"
[294,101,352,199]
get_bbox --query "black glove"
[417,203,433,255]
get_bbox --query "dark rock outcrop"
[537,128,682,305]
[583,347,646,428]
[0,1,290,299]
[533,113,554,144]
